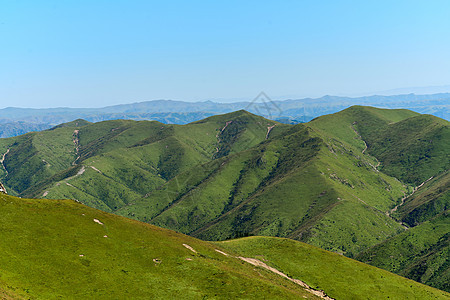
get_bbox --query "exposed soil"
[182,244,197,253]
[93,218,104,225]
[214,249,334,299]
[72,130,81,165]
[266,124,276,139]
[1,148,10,177]
[90,166,102,173]
[389,176,434,216]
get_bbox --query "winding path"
[0,148,10,177]
[350,124,380,171]
[389,176,434,215]
[72,130,80,165]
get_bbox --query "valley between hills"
[0,106,448,299]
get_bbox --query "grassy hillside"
[309,106,449,185]
[365,115,449,185]
[308,105,418,151]
[119,121,407,255]
[218,236,448,299]
[356,171,449,292]
[0,193,317,299]
[0,111,284,212]
[393,170,449,227]
[356,212,449,292]
[1,194,447,299]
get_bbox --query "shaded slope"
[309,106,449,185]
[218,236,449,300]
[364,114,449,184]
[0,193,316,299]
[393,170,449,227]
[356,212,449,292]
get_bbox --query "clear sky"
[1,0,450,108]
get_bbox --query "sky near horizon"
[1,0,450,108]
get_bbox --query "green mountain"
[0,111,284,211]
[0,193,447,299]
[119,106,437,256]
[0,106,448,293]
[308,106,449,185]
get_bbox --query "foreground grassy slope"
[1,194,447,299]
[217,236,448,300]
[0,193,317,299]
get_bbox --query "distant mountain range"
[0,93,448,138]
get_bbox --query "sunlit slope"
[217,236,449,300]
[0,194,317,299]
[0,111,284,212]
[307,105,418,151]
[119,122,407,255]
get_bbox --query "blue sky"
[1,0,450,108]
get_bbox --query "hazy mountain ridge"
[0,93,448,138]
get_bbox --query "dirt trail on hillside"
[72,130,80,165]
[389,176,434,216]
[266,124,276,139]
[182,244,197,253]
[1,148,10,177]
[238,256,333,299]
[42,166,86,197]
[214,121,233,155]
[210,247,333,299]
[350,123,380,171]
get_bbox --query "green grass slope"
[0,193,318,299]
[218,236,448,300]
[0,127,77,194]
[356,212,449,292]
[1,194,447,299]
